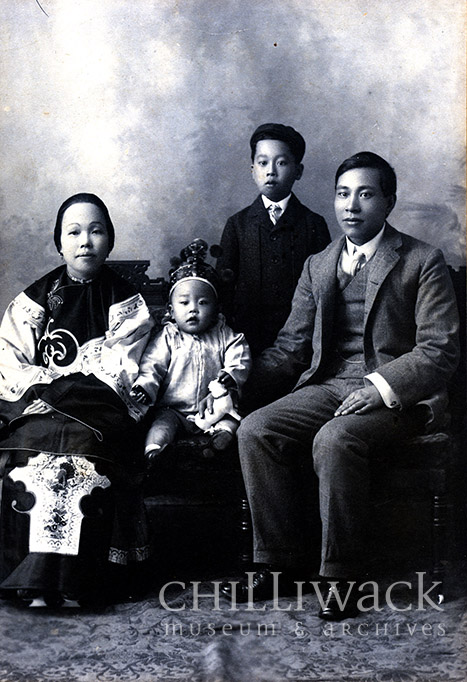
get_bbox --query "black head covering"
[54,193,115,254]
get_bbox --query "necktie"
[350,251,366,277]
[268,204,282,224]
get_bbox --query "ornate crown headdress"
[169,239,223,296]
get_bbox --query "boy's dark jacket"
[217,193,330,356]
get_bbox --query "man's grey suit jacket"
[254,223,460,428]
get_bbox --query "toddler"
[131,239,251,458]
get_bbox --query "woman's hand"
[334,385,384,417]
[22,399,54,416]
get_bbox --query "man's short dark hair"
[335,151,397,198]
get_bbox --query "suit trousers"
[237,378,423,578]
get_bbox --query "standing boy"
[216,123,330,357]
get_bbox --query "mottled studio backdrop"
[0,0,465,314]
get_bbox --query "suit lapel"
[313,226,402,342]
[313,238,343,346]
[364,224,402,321]
[314,237,344,294]
[277,192,299,226]
[249,194,268,218]
[245,196,270,294]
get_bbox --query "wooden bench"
[109,260,466,590]
[108,261,251,575]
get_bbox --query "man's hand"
[334,385,384,417]
[130,385,151,405]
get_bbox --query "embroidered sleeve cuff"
[365,372,401,409]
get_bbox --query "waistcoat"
[327,262,369,379]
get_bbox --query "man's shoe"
[318,581,359,621]
[220,567,298,603]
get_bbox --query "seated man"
[221,151,460,620]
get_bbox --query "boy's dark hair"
[250,123,306,163]
[335,151,397,198]
[54,193,115,254]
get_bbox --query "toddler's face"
[251,139,303,202]
[170,280,217,335]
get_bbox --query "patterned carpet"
[0,561,466,682]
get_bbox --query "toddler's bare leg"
[144,408,180,459]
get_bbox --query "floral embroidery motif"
[9,453,111,555]
[47,279,63,312]
[108,545,151,565]
[38,319,80,370]
[11,292,46,326]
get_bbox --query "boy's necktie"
[350,250,366,277]
[268,204,282,224]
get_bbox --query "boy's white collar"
[261,193,291,211]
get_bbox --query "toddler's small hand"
[130,385,151,405]
[198,393,215,418]
[217,371,236,391]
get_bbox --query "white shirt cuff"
[365,372,400,409]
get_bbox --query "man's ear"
[385,194,397,217]
[295,163,304,181]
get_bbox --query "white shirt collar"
[261,194,291,212]
[345,224,386,261]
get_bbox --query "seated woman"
[0,193,154,607]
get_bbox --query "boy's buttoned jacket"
[217,193,330,354]
[253,224,460,427]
